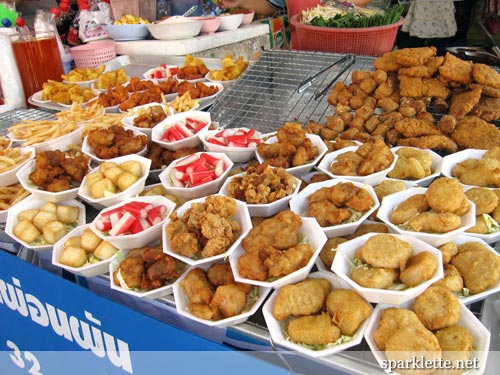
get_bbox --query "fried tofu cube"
[99,162,118,173]
[40,202,57,213]
[17,209,39,222]
[14,219,41,244]
[81,228,102,252]
[119,160,142,177]
[43,221,67,244]
[64,235,82,248]
[103,167,124,184]
[59,246,88,268]
[90,178,116,199]
[85,171,104,189]
[56,205,80,224]
[32,210,58,231]
[93,241,118,260]
[116,172,138,191]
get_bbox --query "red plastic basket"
[69,41,117,68]
[290,14,404,57]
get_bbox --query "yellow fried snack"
[407,212,462,233]
[318,237,347,268]
[114,15,149,24]
[208,54,249,81]
[425,177,466,213]
[465,187,499,215]
[373,308,425,351]
[399,251,438,287]
[287,313,341,346]
[325,289,371,336]
[389,194,430,225]
[433,325,474,375]
[357,233,413,271]
[351,266,399,289]
[373,179,407,201]
[61,65,105,82]
[451,247,500,294]
[94,68,128,90]
[41,80,96,104]
[413,285,460,331]
[432,264,464,292]
[438,242,458,264]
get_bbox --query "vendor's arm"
[218,0,286,16]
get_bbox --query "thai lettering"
[46,304,73,341]
[0,277,28,317]
[104,332,133,374]
[26,293,49,327]
[69,311,105,357]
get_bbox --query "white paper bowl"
[163,195,252,266]
[31,90,51,104]
[172,263,271,328]
[62,78,97,89]
[158,152,233,200]
[81,126,147,164]
[262,271,373,358]
[142,65,178,81]
[289,178,380,237]
[30,126,84,153]
[90,195,176,250]
[147,19,202,40]
[317,145,398,186]
[445,234,500,305]
[102,24,150,41]
[0,147,34,187]
[376,187,476,247]
[218,13,244,31]
[52,223,117,277]
[204,72,237,89]
[0,186,31,223]
[364,300,490,375]
[151,110,210,151]
[200,127,260,163]
[462,185,500,244]
[109,247,188,299]
[441,149,490,188]
[121,102,173,139]
[256,133,328,177]
[389,146,443,187]
[219,172,302,217]
[5,196,86,251]
[77,154,151,209]
[229,217,327,289]
[332,233,444,305]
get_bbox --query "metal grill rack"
[210,50,375,133]
[0,107,55,131]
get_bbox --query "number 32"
[6,340,42,375]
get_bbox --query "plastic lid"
[50,7,61,17]
[15,17,26,27]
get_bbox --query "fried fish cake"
[432,264,464,293]
[413,285,460,331]
[358,233,413,270]
[465,187,499,215]
[400,251,439,287]
[373,308,424,351]
[272,278,327,320]
[451,248,500,294]
[433,325,474,375]
[407,212,462,233]
[438,242,458,264]
[385,325,442,375]
[319,237,347,268]
[425,177,466,213]
[326,289,371,336]
[439,52,474,84]
[351,266,399,289]
[390,194,430,225]
[287,313,341,346]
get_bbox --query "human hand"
[218,0,241,9]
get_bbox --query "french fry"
[0,148,32,173]
[0,184,30,211]
[8,119,78,146]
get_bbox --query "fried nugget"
[413,285,460,331]
[407,212,462,233]
[373,308,425,351]
[388,156,427,180]
[351,266,399,289]
[432,264,464,292]
[472,63,500,88]
[425,177,465,213]
[396,147,433,174]
[287,313,341,346]
[272,278,327,320]
[397,135,458,154]
[308,201,352,227]
[439,52,474,84]
[374,179,407,201]
[451,116,500,150]
[326,289,371,336]
[433,325,474,375]
[264,244,314,278]
[451,248,500,294]
[449,88,482,120]
[395,118,442,138]
[181,268,215,305]
[390,194,430,225]
[385,325,441,375]
[438,242,458,264]
[470,97,500,121]
[400,251,439,287]
[358,233,413,270]
[393,46,437,67]
[465,214,489,234]
[453,157,500,187]
[210,284,247,318]
[319,237,347,268]
[465,187,498,215]
[374,51,401,72]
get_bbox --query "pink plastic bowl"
[192,17,221,34]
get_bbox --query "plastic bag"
[79,2,112,42]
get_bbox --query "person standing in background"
[5,0,59,27]
[218,0,286,15]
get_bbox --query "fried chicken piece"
[439,52,474,84]
[308,200,352,226]
[144,254,179,289]
[373,51,401,72]
[181,268,214,305]
[472,63,500,88]
[432,264,464,292]
[453,157,500,187]
[394,118,442,138]
[329,151,363,176]
[61,155,90,183]
[437,114,457,134]
[397,135,459,154]
[451,248,500,294]
[276,122,306,146]
[465,187,498,215]
[264,244,313,278]
[393,46,437,67]
[115,256,144,289]
[188,302,218,320]
[438,242,458,264]
[398,75,426,97]
[358,233,413,270]
[318,237,347,268]
[373,308,425,351]
[257,142,296,159]
[326,289,371,336]
[356,137,395,175]
[470,97,500,121]
[399,251,438,287]
[46,178,71,192]
[408,212,462,233]
[388,156,426,180]
[390,194,430,225]
[287,313,341,346]
[202,237,232,258]
[398,65,435,78]
[351,266,399,289]
[448,87,482,120]
[169,232,199,257]
[210,284,247,318]
[373,179,407,201]
[207,262,234,287]
[413,285,460,331]
[452,114,500,150]
[426,177,466,213]
[433,325,474,375]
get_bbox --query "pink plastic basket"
[290,14,404,57]
[69,41,117,68]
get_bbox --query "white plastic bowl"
[90,195,176,250]
[376,186,476,247]
[364,300,490,375]
[256,133,328,177]
[5,196,86,251]
[219,172,302,217]
[441,148,490,189]
[159,151,233,200]
[62,78,97,89]
[29,126,83,153]
[389,146,443,187]
[289,178,380,237]
[229,217,327,289]
[142,65,178,81]
[31,90,51,104]
[0,147,34,187]
[147,19,202,40]
[332,232,444,305]
[0,186,31,223]
[204,72,237,89]
[109,247,188,299]
[173,262,271,328]
[163,195,252,266]
[77,154,151,209]
[16,159,82,203]
[200,127,260,163]
[151,110,211,151]
[52,223,118,278]
[317,145,398,186]
[121,102,175,140]
[218,13,244,31]
[81,126,147,164]
[262,271,373,358]
[103,24,150,41]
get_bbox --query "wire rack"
[0,108,55,132]
[210,50,375,133]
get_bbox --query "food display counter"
[1,49,499,375]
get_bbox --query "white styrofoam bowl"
[0,147,35,187]
[200,127,260,163]
[332,232,444,305]
[28,126,83,153]
[147,19,202,40]
[103,24,150,41]
[388,146,443,187]
[441,148,493,189]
